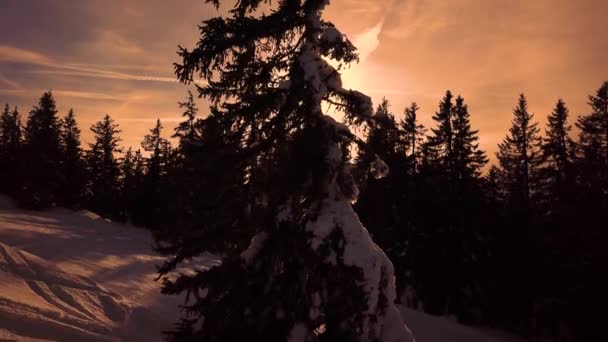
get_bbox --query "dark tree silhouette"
[156,0,412,340]
[118,147,145,223]
[21,91,63,208]
[87,114,122,219]
[0,104,22,194]
[137,119,173,228]
[426,90,455,174]
[492,93,543,334]
[538,99,576,217]
[174,90,200,148]
[354,99,411,297]
[496,93,543,218]
[452,95,488,185]
[576,82,608,214]
[401,102,426,175]
[59,109,87,208]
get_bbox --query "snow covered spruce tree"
[157,1,413,341]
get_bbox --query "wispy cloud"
[0,46,51,65]
[26,69,178,83]
[0,45,178,83]
[0,88,128,101]
[0,72,21,89]
[351,0,408,62]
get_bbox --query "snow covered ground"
[0,195,527,341]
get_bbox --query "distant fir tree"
[118,147,144,223]
[87,114,122,219]
[401,102,426,175]
[569,81,608,342]
[493,94,543,332]
[426,90,455,173]
[576,81,608,213]
[410,93,487,319]
[138,119,173,228]
[354,98,402,187]
[496,94,543,218]
[59,109,87,208]
[452,95,488,186]
[354,99,410,296]
[156,1,413,341]
[540,99,575,217]
[21,91,63,208]
[174,90,200,149]
[163,91,205,237]
[0,104,22,194]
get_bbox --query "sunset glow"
[1,0,607,162]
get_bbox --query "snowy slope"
[0,196,526,341]
[0,196,180,341]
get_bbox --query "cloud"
[353,21,384,62]
[0,88,127,101]
[0,45,178,84]
[0,45,51,65]
[351,0,410,62]
[25,69,178,83]
[0,72,21,89]
[52,90,128,101]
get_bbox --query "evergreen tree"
[569,82,608,340]
[409,93,488,319]
[87,114,122,219]
[174,90,200,148]
[576,81,608,213]
[493,93,543,332]
[452,95,488,185]
[540,99,575,216]
[354,98,403,187]
[157,1,413,340]
[426,90,455,173]
[496,93,543,217]
[0,104,22,194]
[21,91,63,208]
[401,102,426,175]
[138,119,173,228]
[354,99,410,296]
[118,147,144,223]
[59,109,87,208]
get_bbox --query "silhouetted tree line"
[354,84,608,341]
[0,91,175,230]
[1,81,607,340]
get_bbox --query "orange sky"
[1,0,607,165]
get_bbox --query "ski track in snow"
[0,196,181,341]
[0,196,526,341]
